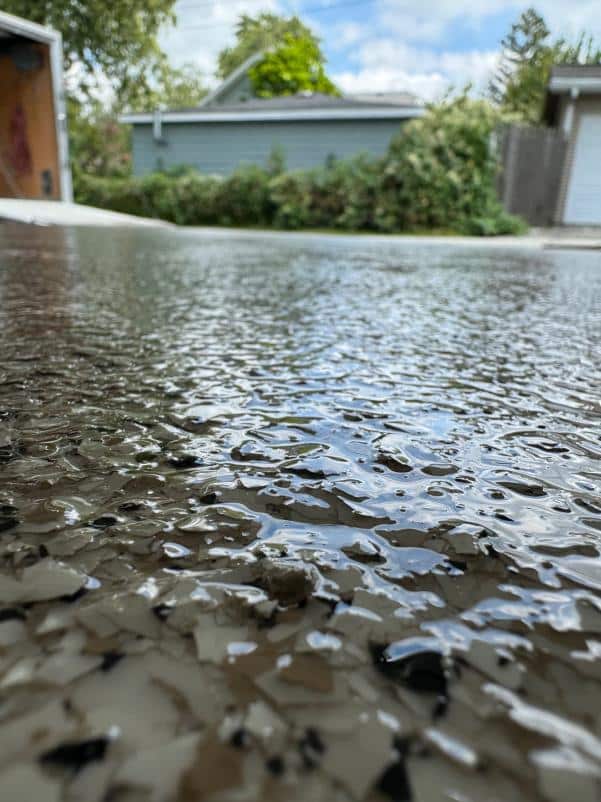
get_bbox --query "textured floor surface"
[0,224,600,802]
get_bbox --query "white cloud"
[374,0,510,44]
[332,21,364,49]
[159,0,601,100]
[160,0,280,84]
[334,39,498,101]
[335,67,450,101]
[375,0,601,43]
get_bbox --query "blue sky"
[160,1,601,100]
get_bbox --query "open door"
[0,12,71,201]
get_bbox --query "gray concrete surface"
[529,226,601,250]
[0,199,170,228]
[0,200,600,249]
[188,226,601,250]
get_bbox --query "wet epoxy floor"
[0,223,600,802]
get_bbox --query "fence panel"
[497,125,567,226]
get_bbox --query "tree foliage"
[68,62,206,186]
[249,33,339,98]
[68,99,131,181]
[217,13,320,79]
[1,0,177,98]
[127,63,208,112]
[489,7,601,123]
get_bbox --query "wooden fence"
[497,125,567,226]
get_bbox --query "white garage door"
[564,113,601,225]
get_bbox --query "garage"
[564,114,601,224]
[545,66,601,225]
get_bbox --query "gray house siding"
[131,118,406,176]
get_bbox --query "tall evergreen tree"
[488,8,550,108]
[489,7,601,123]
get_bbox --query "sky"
[160,0,601,101]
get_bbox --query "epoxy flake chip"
[1,227,601,802]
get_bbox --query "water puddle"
[0,224,600,801]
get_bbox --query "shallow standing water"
[1,223,601,802]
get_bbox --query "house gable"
[201,52,264,107]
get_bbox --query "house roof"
[183,92,420,113]
[121,92,423,125]
[121,47,423,125]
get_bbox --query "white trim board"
[121,107,424,125]
[0,10,59,44]
[549,77,601,93]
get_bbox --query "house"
[121,53,424,177]
[544,65,601,225]
[0,10,71,201]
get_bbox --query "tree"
[249,33,339,98]
[217,13,320,79]
[489,7,601,123]
[127,63,208,112]
[3,1,208,181]
[488,8,549,110]
[1,0,176,99]
[69,62,207,188]
[68,98,131,180]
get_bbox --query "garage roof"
[548,65,601,93]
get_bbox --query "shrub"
[375,93,523,234]
[325,156,381,231]
[267,156,380,231]
[215,165,273,226]
[164,173,222,225]
[75,96,525,236]
[268,171,315,229]
[75,172,216,224]
[74,173,148,217]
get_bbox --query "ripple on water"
[0,224,600,801]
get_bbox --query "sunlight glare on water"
[0,224,600,802]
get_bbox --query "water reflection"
[0,223,600,802]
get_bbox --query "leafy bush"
[324,156,381,231]
[267,156,380,230]
[269,170,317,229]
[215,165,273,226]
[75,96,525,236]
[376,94,520,234]
[74,173,147,217]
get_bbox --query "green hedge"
[74,96,525,236]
